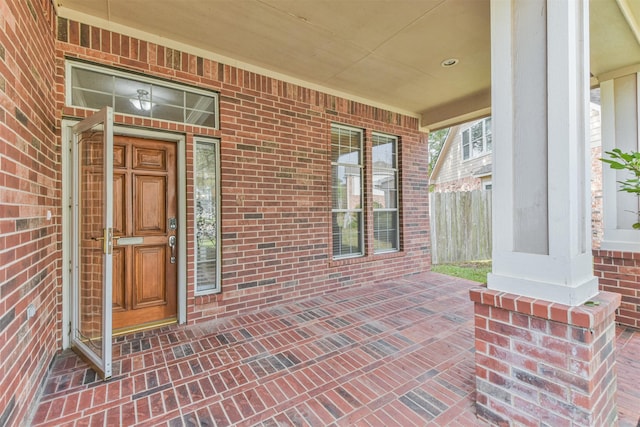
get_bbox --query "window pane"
[472,140,483,156]
[71,67,113,109]
[374,211,398,252]
[332,165,348,209]
[154,104,184,122]
[114,77,149,98]
[195,141,219,293]
[345,168,361,206]
[154,86,184,108]
[186,109,216,127]
[332,212,362,257]
[471,122,484,156]
[186,92,215,110]
[462,130,470,160]
[72,67,114,95]
[332,164,362,210]
[372,135,395,169]
[471,122,483,140]
[72,89,113,109]
[373,172,396,209]
[331,126,361,165]
[115,95,150,117]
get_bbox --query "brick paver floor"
[30,272,640,426]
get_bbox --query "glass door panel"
[71,107,114,379]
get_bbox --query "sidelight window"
[194,138,221,294]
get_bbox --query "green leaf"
[606,162,625,169]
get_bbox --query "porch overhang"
[54,0,640,131]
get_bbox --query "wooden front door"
[112,135,177,331]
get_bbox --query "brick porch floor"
[30,273,640,426]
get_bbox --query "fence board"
[429,190,492,264]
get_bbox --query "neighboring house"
[430,117,493,192]
[429,99,604,247]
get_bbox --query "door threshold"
[113,318,177,337]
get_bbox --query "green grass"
[432,260,492,283]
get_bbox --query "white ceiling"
[56,0,640,130]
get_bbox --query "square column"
[599,72,640,251]
[474,1,622,425]
[596,72,640,328]
[488,0,598,305]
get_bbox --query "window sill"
[330,250,405,267]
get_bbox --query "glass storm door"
[71,107,114,379]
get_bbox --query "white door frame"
[62,121,187,350]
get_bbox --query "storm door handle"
[168,235,176,264]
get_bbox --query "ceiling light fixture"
[441,58,459,68]
[130,89,152,111]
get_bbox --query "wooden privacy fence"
[429,190,492,264]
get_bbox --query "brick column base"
[469,287,621,426]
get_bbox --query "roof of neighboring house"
[428,123,465,183]
[429,125,458,182]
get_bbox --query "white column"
[488,0,598,306]
[600,73,640,251]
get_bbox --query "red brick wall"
[594,249,640,328]
[54,18,431,326]
[0,0,59,424]
[470,288,619,426]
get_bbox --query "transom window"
[66,60,218,128]
[462,117,492,160]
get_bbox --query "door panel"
[133,146,167,170]
[112,135,177,331]
[134,175,167,234]
[113,144,126,168]
[134,245,168,308]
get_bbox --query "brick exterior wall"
[0,0,59,425]
[594,250,640,329]
[470,287,620,426]
[55,18,431,326]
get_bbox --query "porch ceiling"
[56,0,640,130]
